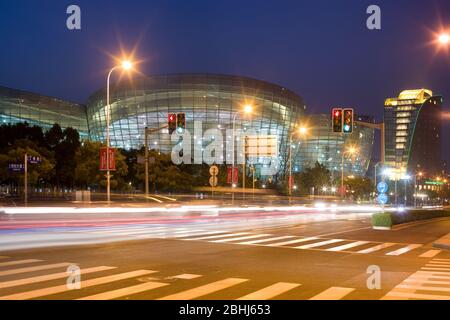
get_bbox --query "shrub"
[372,212,393,228]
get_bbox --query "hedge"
[372,209,450,228]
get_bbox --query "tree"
[297,162,331,194]
[345,176,372,200]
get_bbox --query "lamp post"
[232,104,253,200]
[105,60,133,203]
[288,126,308,196]
[340,146,357,199]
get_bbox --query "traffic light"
[332,108,343,133]
[168,113,177,134]
[343,108,354,133]
[177,113,186,133]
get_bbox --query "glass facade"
[384,89,443,180]
[0,86,89,138]
[293,114,375,177]
[87,74,305,175]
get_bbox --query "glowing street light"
[288,124,309,196]
[105,58,135,203]
[438,33,450,45]
[340,145,358,198]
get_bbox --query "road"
[0,205,449,300]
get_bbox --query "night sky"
[0,0,449,160]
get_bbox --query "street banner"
[99,147,116,171]
[227,167,239,184]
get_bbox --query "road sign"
[27,156,41,164]
[227,167,239,184]
[377,193,388,205]
[377,181,388,194]
[8,163,24,172]
[209,176,218,187]
[209,165,219,176]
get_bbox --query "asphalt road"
[0,211,449,300]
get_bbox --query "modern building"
[384,89,443,180]
[292,113,375,178]
[86,73,306,176]
[0,86,89,139]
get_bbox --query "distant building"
[384,89,443,180]
[293,113,375,178]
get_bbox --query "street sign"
[209,165,219,176]
[27,156,41,164]
[377,193,388,205]
[377,181,388,194]
[209,176,218,187]
[8,163,24,172]
[99,147,116,171]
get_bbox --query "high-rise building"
[384,89,443,180]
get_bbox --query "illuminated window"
[396,137,406,143]
[396,131,408,137]
[396,118,410,124]
[396,144,405,149]
[397,125,407,130]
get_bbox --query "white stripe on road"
[356,243,396,254]
[385,244,422,256]
[0,269,157,300]
[433,258,450,262]
[183,233,250,241]
[211,234,271,243]
[295,239,344,250]
[422,267,450,271]
[237,236,295,245]
[416,271,450,276]
[0,263,72,277]
[309,287,355,300]
[419,250,442,258]
[170,274,202,280]
[396,284,450,293]
[404,278,450,285]
[426,260,450,265]
[425,263,450,268]
[77,281,169,300]
[382,291,450,300]
[237,282,300,300]
[0,266,116,289]
[267,237,319,247]
[0,259,42,267]
[157,278,248,300]
[326,241,369,252]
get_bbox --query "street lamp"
[340,146,358,199]
[288,126,309,196]
[438,33,450,45]
[105,59,134,203]
[232,104,253,199]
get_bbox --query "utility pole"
[24,153,28,206]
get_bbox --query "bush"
[372,212,393,228]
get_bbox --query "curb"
[433,233,450,250]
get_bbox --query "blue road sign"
[377,193,388,205]
[8,163,24,172]
[377,181,388,194]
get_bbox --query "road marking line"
[416,271,450,276]
[152,195,177,201]
[425,264,450,268]
[326,241,369,252]
[295,239,344,250]
[184,233,250,241]
[433,258,450,262]
[313,226,371,238]
[426,261,450,265]
[385,244,422,256]
[77,281,169,300]
[396,284,450,293]
[419,250,442,258]
[211,234,271,243]
[356,242,396,254]
[0,263,72,277]
[405,278,450,285]
[382,291,450,300]
[170,274,202,280]
[309,287,355,300]
[145,196,163,203]
[0,269,156,300]
[0,266,116,289]
[237,282,300,300]
[237,236,295,245]
[0,259,42,267]
[267,237,319,247]
[422,267,450,271]
[157,278,248,300]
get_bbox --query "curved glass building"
[0,86,89,138]
[87,74,306,174]
[293,113,375,177]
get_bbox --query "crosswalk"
[0,223,442,258]
[382,258,450,300]
[1,256,450,300]
[0,256,358,300]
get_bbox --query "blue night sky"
[0,0,449,159]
